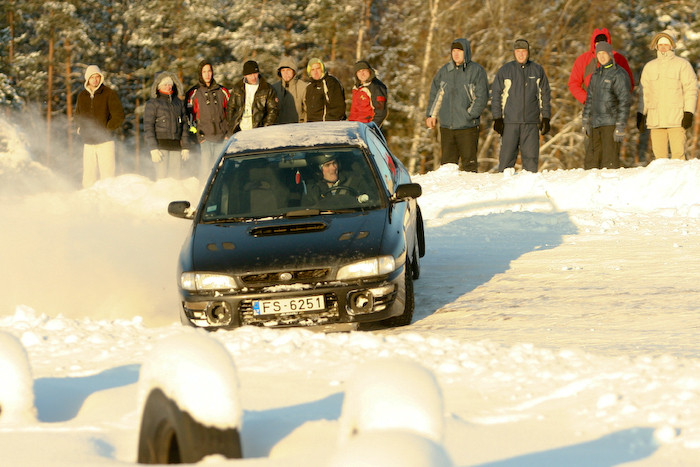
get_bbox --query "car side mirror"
[168,201,194,219]
[391,183,422,202]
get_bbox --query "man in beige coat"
[639,31,698,160]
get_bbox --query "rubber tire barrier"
[137,388,242,464]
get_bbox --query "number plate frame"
[252,295,326,316]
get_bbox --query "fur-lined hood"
[150,71,185,98]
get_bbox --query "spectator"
[227,60,279,134]
[582,41,631,169]
[186,60,231,180]
[491,39,551,173]
[425,38,489,172]
[143,72,191,179]
[348,60,388,127]
[271,56,307,124]
[639,31,698,160]
[74,65,125,188]
[305,58,346,122]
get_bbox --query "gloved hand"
[614,125,625,143]
[682,112,694,130]
[357,194,369,203]
[582,118,591,136]
[150,149,163,163]
[636,112,646,132]
[181,149,190,161]
[539,118,550,135]
[493,118,504,136]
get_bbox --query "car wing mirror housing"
[168,201,194,219]
[391,183,422,202]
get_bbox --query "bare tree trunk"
[64,38,73,160]
[355,0,372,61]
[692,91,700,159]
[408,0,440,174]
[7,9,14,64]
[46,27,55,165]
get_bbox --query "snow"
[1,117,700,465]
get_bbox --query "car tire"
[382,262,414,327]
[412,242,421,280]
[137,387,243,464]
[416,205,426,258]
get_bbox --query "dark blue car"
[168,121,425,330]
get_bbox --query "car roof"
[223,121,372,155]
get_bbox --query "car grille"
[241,268,330,286]
[239,292,340,327]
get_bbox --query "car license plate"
[252,295,326,316]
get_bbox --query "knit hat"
[354,60,372,74]
[595,41,613,55]
[594,34,608,44]
[451,41,463,51]
[650,31,676,50]
[307,58,325,76]
[158,76,174,87]
[242,60,259,75]
[513,39,529,51]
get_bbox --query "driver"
[304,154,371,205]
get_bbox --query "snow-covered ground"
[1,117,700,466]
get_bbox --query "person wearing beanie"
[639,31,698,160]
[271,56,307,124]
[143,71,191,180]
[348,60,388,127]
[304,57,346,122]
[185,60,231,180]
[74,64,125,188]
[425,38,489,172]
[567,28,635,168]
[582,41,631,169]
[491,39,552,173]
[226,60,279,134]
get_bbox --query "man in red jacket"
[568,28,634,105]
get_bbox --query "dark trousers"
[498,123,540,172]
[439,126,479,172]
[586,125,620,169]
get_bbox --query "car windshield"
[200,147,383,221]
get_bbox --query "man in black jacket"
[226,60,279,134]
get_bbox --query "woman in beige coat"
[639,31,698,160]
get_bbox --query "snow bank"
[329,431,453,467]
[137,330,242,430]
[0,331,36,423]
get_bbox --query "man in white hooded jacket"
[639,31,697,160]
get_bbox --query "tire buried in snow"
[137,387,242,464]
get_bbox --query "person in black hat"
[348,60,388,127]
[226,60,279,135]
[425,38,489,172]
[582,41,631,169]
[491,39,551,173]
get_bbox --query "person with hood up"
[304,58,346,122]
[226,60,279,134]
[271,56,307,124]
[582,41,631,169]
[425,38,489,172]
[185,60,231,180]
[143,71,191,180]
[74,65,125,188]
[639,31,698,160]
[348,60,388,127]
[568,28,634,105]
[491,39,551,173]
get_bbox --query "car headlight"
[337,256,396,280]
[180,272,237,291]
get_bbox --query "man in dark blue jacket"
[492,39,551,173]
[426,38,489,172]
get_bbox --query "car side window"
[366,132,397,194]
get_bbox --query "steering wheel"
[321,185,359,198]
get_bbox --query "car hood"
[189,210,388,273]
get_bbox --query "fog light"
[347,291,374,315]
[205,302,232,326]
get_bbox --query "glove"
[539,118,550,135]
[150,149,163,163]
[181,149,190,161]
[582,118,591,136]
[614,126,625,143]
[493,118,504,136]
[682,112,693,130]
[636,113,646,132]
[357,194,369,203]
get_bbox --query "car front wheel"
[382,262,414,327]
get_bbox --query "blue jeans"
[199,140,225,180]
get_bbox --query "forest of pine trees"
[1,0,699,180]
